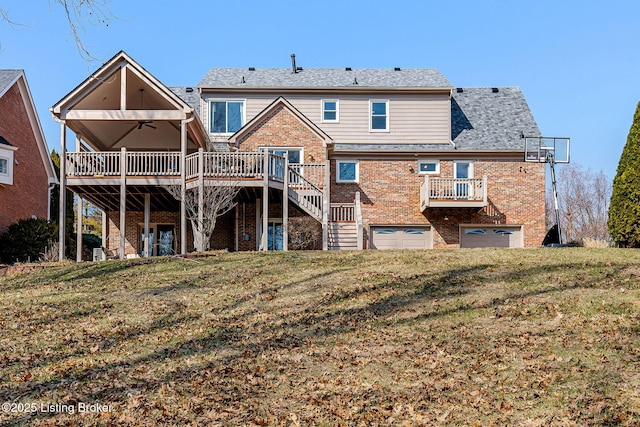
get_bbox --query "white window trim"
[209,99,246,134]
[418,159,440,175]
[0,146,16,185]
[321,99,339,123]
[336,160,359,183]
[453,160,474,179]
[369,99,389,132]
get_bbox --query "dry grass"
[0,248,639,426]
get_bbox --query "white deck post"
[282,155,289,251]
[262,152,269,251]
[102,210,107,254]
[180,120,187,254]
[58,121,66,261]
[198,147,204,250]
[119,147,126,259]
[144,194,150,257]
[322,157,330,250]
[75,134,83,262]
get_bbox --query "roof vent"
[394,67,401,71]
[345,67,352,71]
[291,53,298,74]
[185,87,194,93]
[456,88,463,93]
[492,87,499,93]
[353,77,358,85]
[296,67,303,72]
[248,67,255,71]
[241,76,246,84]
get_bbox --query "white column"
[102,210,107,251]
[58,121,66,261]
[119,147,126,259]
[180,120,187,254]
[262,152,269,251]
[144,193,150,257]
[198,147,204,250]
[75,134,83,262]
[282,155,288,251]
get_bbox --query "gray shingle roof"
[198,68,453,89]
[0,135,13,146]
[334,87,541,153]
[168,86,200,116]
[451,87,540,150]
[0,70,21,94]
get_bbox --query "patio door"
[454,161,473,198]
[267,221,283,251]
[140,224,175,256]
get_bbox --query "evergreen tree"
[609,102,640,247]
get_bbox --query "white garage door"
[460,226,523,248]
[370,226,432,250]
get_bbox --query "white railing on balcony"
[66,152,121,176]
[127,152,181,176]
[420,176,487,209]
[331,203,355,222]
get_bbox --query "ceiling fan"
[136,120,156,130]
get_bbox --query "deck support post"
[322,157,330,250]
[261,152,269,251]
[282,155,288,251]
[144,194,150,257]
[58,121,66,261]
[180,120,187,255]
[198,147,204,250]
[75,134,83,262]
[119,147,126,259]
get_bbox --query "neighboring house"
[0,70,58,233]
[52,52,546,259]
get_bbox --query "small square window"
[336,160,359,183]
[322,100,339,122]
[418,160,440,175]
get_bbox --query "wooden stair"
[328,221,359,250]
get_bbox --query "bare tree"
[1,1,117,61]
[288,217,322,250]
[164,184,240,253]
[548,163,611,244]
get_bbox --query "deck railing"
[66,152,121,176]
[330,203,355,222]
[420,176,487,209]
[66,150,325,187]
[127,152,181,176]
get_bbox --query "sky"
[2,0,640,182]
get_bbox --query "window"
[336,160,359,183]
[464,229,487,235]
[370,100,389,132]
[210,100,245,133]
[418,160,440,175]
[453,160,474,179]
[0,149,14,185]
[322,100,339,122]
[262,147,302,164]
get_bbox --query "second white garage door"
[370,226,432,249]
[459,226,523,248]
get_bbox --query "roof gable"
[229,96,332,147]
[0,70,57,183]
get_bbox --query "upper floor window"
[418,160,440,175]
[0,158,7,175]
[264,147,302,164]
[322,100,339,123]
[210,100,245,133]
[370,100,389,132]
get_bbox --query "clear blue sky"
[2,0,639,181]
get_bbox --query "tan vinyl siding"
[203,92,451,144]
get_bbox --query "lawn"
[0,248,639,426]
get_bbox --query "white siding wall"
[202,92,451,145]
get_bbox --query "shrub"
[288,217,322,250]
[0,218,58,264]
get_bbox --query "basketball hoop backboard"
[525,137,570,163]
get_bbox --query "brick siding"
[0,84,50,233]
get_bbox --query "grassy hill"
[0,249,639,426]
